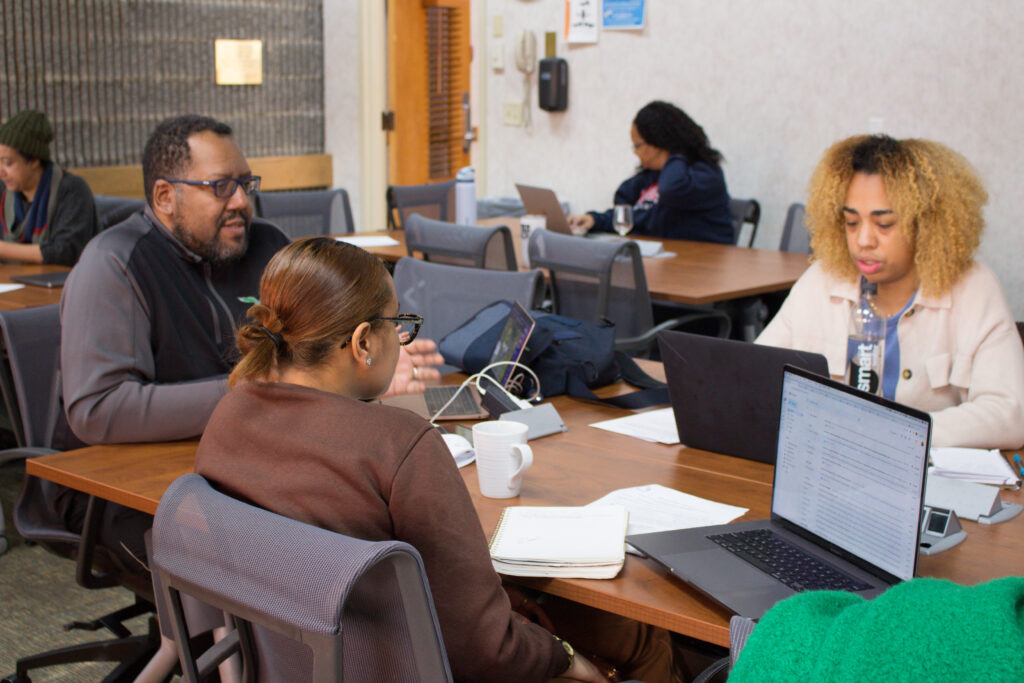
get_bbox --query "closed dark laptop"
[10,271,69,288]
[658,330,828,463]
[628,365,930,619]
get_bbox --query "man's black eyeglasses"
[161,175,262,199]
[339,313,424,349]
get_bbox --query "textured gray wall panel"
[0,0,324,166]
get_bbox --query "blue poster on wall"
[603,0,646,30]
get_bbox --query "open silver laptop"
[628,365,930,619]
[515,184,574,234]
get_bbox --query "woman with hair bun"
[195,237,678,683]
[568,100,734,243]
[758,135,1024,450]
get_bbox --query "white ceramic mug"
[472,421,533,498]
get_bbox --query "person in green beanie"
[0,109,98,265]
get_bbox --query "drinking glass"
[612,204,634,237]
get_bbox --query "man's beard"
[172,212,250,265]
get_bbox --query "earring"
[366,357,373,366]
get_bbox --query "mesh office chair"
[0,305,65,557]
[392,257,544,345]
[255,188,355,238]
[387,179,455,230]
[729,198,761,248]
[691,616,757,683]
[528,230,730,355]
[0,305,161,681]
[152,473,453,682]
[779,203,811,254]
[93,194,146,231]
[405,214,517,270]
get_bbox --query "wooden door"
[387,0,472,185]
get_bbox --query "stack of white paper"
[489,506,628,579]
[335,235,400,248]
[929,447,1021,488]
[589,407,679,445]
[587,485,748,555]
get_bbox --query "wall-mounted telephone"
[514,30,537,128]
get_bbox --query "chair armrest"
[692,656,730,683]
[614,307,732,355]
[0,446,58,465]
[14,470,121,590]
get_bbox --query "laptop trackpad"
[665,549,781,591]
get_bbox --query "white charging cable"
[428,360,542,425]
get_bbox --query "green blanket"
[728,577,1024,682]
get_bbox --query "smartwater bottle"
[455,166,477,226]
[846,281,885,395]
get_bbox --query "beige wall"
[325,0,1023,317]
[479,0,1024,317]
[323,1,363,224]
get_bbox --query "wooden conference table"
[0,264,68,310]
[25,368,1024,647]
[359,228,810,306]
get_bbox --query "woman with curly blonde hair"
[759,135,1024,449]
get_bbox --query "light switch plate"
[503,102,523,126]
[490,40,504,70]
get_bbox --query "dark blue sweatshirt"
[589,154,734,243]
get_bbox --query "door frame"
[358,1,388,233]
[358,0,488,232]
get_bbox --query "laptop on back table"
[628,365,930,619]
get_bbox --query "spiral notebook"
[488,505,628,579]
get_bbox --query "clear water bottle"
[846,281,885,395]
[455,166,477,226]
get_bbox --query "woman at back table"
[758,135,1024,450]
[567,100,734,243]
[194,237,679,683]
[0,109,98,265]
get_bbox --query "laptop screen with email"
[772,368,929,582]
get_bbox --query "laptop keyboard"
[424,386,480,418]
[708,529,872,593]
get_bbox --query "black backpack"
[439,301,667,408]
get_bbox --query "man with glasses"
[51,115,441,571]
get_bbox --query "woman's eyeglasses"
[339,313,423,349]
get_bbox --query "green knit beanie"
[0,110,54,162]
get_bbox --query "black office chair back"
[779,203,811,254]
[94,194,146,231]
[0,304,118,571]
[528,230,652,339]
[405,214,517,270]
[528,231,730,352]
[256,188,355,238]
[0,305,62,449]
[729,198,761,248]
[387,180,455,230]
[153,474,453,682]
[392,257,544,344]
